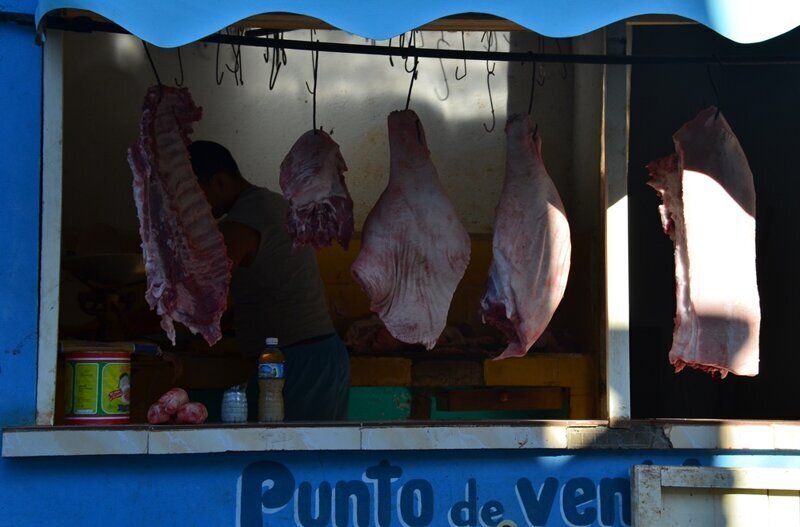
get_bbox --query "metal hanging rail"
[36,14,800,65]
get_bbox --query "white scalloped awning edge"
[36,0,800,47]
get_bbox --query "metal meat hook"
[483,32,497,133]
[455,31,468,80]
[527,55,537,116]
[483,65,496,133]
[304,30,318,95]
[706,60,722,119]
[526,56,540,143]
[405,55,419,111]
[267,32,288,90]
[215,40,224,85]
[434,31,450,101]
[224,28,244,86]
[537,36,547,86]
[304,31,320,132]
[141,40,164,99]
[481,30,497,53]
[225,48,242,86]
[174,47,184,87]
[404,32,417,74]
[268,47,281,90]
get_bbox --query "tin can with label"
[64,349,131,425]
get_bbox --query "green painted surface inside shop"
[346,386,570,421]
[347,386,413,421]
[427,396,570,421]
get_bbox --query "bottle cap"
[265,337,279,347]
[222,390,247,402]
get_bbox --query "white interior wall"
[60,29,577,244]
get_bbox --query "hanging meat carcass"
[279,129,354,251]
[480,114,571,359]
[647,106,760,377]
[351,110,471,349]
[128,86,231,346]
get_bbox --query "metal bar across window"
[39,15,800,66]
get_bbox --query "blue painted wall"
[0,7,40,428]
[1,449,800,526]
[1,6,799,527]
[0,0,36,15]
[0,5,44,521]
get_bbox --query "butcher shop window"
[42,18,795,429]
[39,25,613,427]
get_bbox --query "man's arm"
[219,221,260,271]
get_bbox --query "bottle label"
[258,362,285,379]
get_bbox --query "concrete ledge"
[360,424,567,450]
[3,420,800,457]
[2,428,149,456]
[664,422,800,450]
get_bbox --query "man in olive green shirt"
[189,140,350,421]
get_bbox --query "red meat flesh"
[175,402,208,424]
[480,114,572,359]
[127,86,231,346]
[647,106,760,377]
[157,387,190,414]
[351,110,471,349]
[279,129,354,251]
[147,403,172,424]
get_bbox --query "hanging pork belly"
[480,114,572,359]
[647,106,760,377]
[127,86,232,346]
[351,110,471,349]
[279,129,354,251]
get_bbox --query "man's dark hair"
[188,140,242,182]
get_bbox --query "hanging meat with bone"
[351,110,471,349]
[647,106,760,377]
[128,86,231,346]
[279,129,354,251]
[480,114,571,359]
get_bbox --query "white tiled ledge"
[2,420,799,457]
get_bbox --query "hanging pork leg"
[480,114,571,359]
[351,110,471,349]
[647,106,760,377]
[279,129,354,251]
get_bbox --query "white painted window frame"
[37,29,63,425]
[632,465,800,526]
[602,22,632,426]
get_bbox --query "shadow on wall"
[61,29,581,235]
